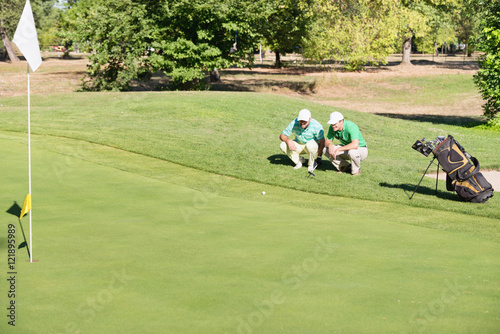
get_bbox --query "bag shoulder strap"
[457,156,480,180]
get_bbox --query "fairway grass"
[0,91,498,219]
[1,132,499,334]
[322,74,479,107]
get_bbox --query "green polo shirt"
[282,118,324,144]
[326,120,366,147]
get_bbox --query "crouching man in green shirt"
[324,111,368,176]
[280,109,325,173]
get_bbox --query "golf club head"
[307,159,319,177]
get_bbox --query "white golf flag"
[13,0,42,72]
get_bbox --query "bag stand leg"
[434,161,440,194]
[410,157,440,200]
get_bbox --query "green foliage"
[474,0,500,119]
[150,0,258,88]
[29,1,64,49]
[474,117,500,132]
[413,1,455,54]
[397,1,430,41]
[0,0,24,37]
[73,0,153,91]
[396,0,464,64]
[35,0,65,49]
[304,0,402,71]
[1,0,63,55]
[258,0,313,68]
[452,0,481,54]
[67,0,262,91]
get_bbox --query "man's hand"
[280,134,298,152]
[328,145,336,159]
[287,140,297,152]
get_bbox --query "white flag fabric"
[13,0,42,72]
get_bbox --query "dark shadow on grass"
[268,154,294,167]
[129,57,479,92]
[382,58,478,70]
[268,154,336,171]
[50,71,86,77]
[379,182,460,201]
[211,79,315,94]
[5,202,31,258]
[6,202,22,217]
[410,58,479,70]
[375,113,485,127]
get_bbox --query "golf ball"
[262,191,266,195]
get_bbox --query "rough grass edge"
[472,117,500,132]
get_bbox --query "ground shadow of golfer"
[268,154,295,166]
[5,202,31,257]
[267,154,335,171]
[379,182,460,201]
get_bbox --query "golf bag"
[433,135,494,203]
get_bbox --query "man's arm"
[325,138,334,156]
[280,133,297,152]
[317,138,325,157]
[331,139,359,160]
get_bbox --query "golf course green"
[0,91,499,333]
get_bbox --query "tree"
[67,0,263,91]
[398,0,467,66]
[57,0,103,56]
[397,0,430,65]
[71,0,158,91]
[304,0,402,71]
[474,0,500,119]
[413,2,453,56]
[259,0,312,68]
[453,0,481,57]
[152,0,260,87]
[35,0,64,50]
[1,0,63,61]
[0,0,24,62]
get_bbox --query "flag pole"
[27,64,33,263]
[13,0,42,263]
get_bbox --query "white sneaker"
[293,161,303,169]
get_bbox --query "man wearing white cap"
[279,109,325,172]
[324,111,368,175]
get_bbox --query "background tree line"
[0,0,498,118]
[1,0,62,62]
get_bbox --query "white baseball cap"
[327,111,344,125]
[297,109,311,121]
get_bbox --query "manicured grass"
[317,73,479,107]
[386,74,479,106]
[369,74,478,106]
[0,132,499,334]
[1,58,497,334]
[0,91,497,221]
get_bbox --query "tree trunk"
[401,37,412,66]
[275,51,281,69]
[0,19,20,63]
